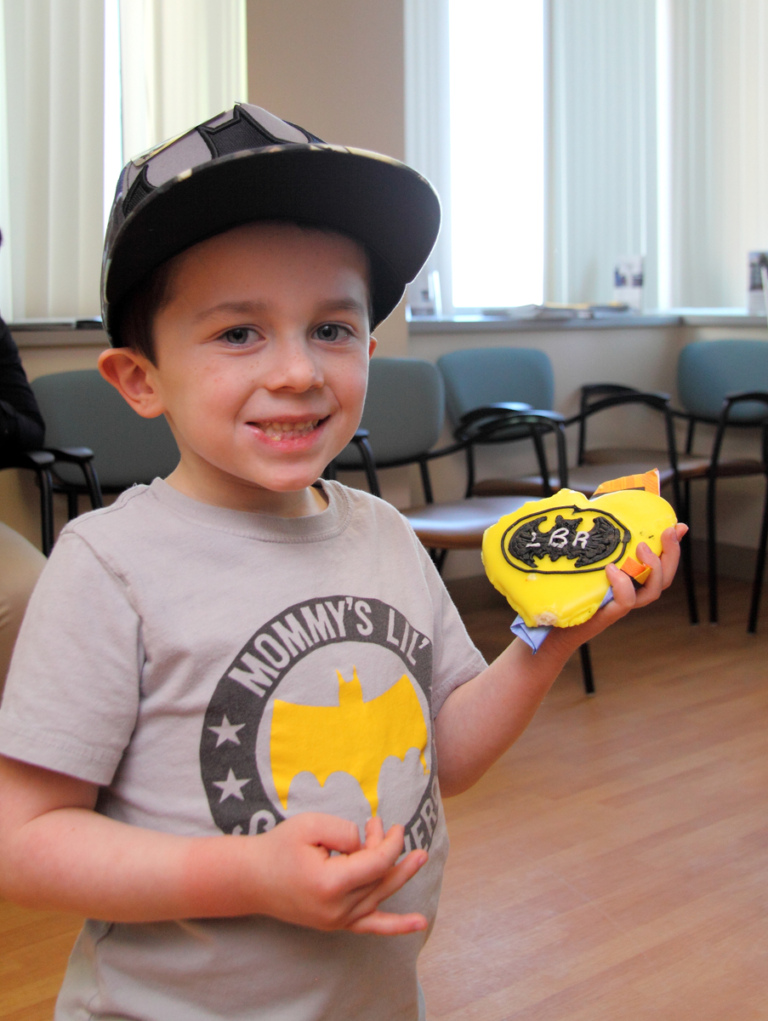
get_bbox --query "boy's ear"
[98,348,166,419]
[368,336,378,358]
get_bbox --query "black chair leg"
[67,490,79,519]
[680,529,699,625]
[747,478,768,634]
[38,468,54,556]
[82,461,104,509]
[706,472,719,624]
[431,549,448,573]
[579,642,595,695]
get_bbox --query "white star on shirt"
[208,715,246,747]
[213,769,251,802]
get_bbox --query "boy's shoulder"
[60,482,159,539]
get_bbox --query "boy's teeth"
[260,420,319,438]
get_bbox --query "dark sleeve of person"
[0,314,45,451]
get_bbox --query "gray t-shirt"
[0,479,486,1021]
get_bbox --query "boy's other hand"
[247,813,429,936]
[599,521,686,617]
[560,522,687,644]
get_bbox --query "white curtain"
[666,0,768,308]
[1,0,105,320]
[0,0,246,322]
[119,0,247,162]
[404,0,452,312]
[405,0,768,311]
[548,0,659,306]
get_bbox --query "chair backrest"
[677,340,768,423]
[335,357,445,468]
[436,346,555,428]
[31,369,179,488]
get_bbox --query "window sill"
[10,318,107,347]
[408,307,768,334]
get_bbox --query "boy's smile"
[101,222,376,516]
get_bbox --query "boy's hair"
[111,259,174,362]
[102,103,440,348]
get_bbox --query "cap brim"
[105,144,440,332]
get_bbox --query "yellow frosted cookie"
[481,480,677,628]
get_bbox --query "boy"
[0,104,684,1020]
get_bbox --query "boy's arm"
[435,526,684,796]
[0,755,428,935]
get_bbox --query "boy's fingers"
[603,564,637,614]
[343,847,429,925]
[367,847,428,901]
[322,827,427,928]
[636,526,682,596]
[363,816,385,849]
[298,813,362,856]
[347,908,428,936]
[610,524,683,611]
[344,848,430,933]
[660,524,686,587]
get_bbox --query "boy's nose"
[267,337,323,390]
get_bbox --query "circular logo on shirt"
[200,596,439,854]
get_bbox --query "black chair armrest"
[457,401,532,430]
[7,448,56,470]
[580,382,641,402]
[569,389,671,423]
[569,388,673,463]
[722,390,768,413]
[709,391,768,473]
[45,446,103,510]
[45,445,96,463]
[455,402,537,444]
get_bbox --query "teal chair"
[437,346,698,502]
[437,347,559,496]
[436,347,700,624]
[677,340,768,631]
[330,356,596,694]
[31,369,179,524]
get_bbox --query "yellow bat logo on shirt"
[270,667,429,817]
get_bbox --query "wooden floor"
[1,573,766,1020]
[420,573,768,1020]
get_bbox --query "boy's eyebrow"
[315,297,370,318]
[191,298,370,323]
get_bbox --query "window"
[0,0,246,322]
[449,0,544,310]
[406,0,768,315]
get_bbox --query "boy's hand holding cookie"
[547,520,686,649]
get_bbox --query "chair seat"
[706,457,767,478]
[403,496,530,549]
[473,463,678,499]
[581,447,711,478]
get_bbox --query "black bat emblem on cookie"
[505,512,622,569]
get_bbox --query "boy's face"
[102,222,376,516]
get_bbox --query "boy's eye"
[221,327,256,346]
[314,323,351,342]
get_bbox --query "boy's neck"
[164,469,329,518]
